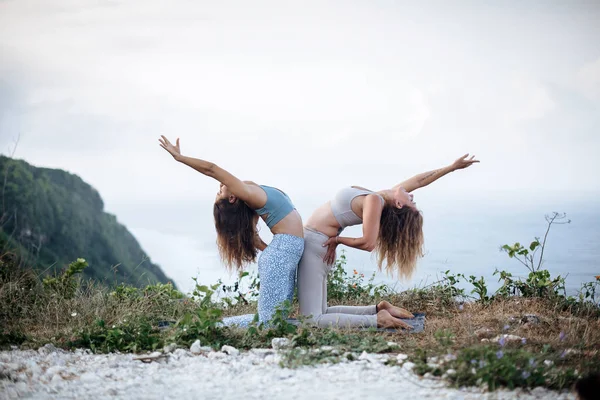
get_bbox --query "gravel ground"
[0,344,576,400]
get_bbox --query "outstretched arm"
[159,136,266,207]
[395,154,479,193]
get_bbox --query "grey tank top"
[330,187,385,233]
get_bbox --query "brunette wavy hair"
[375,204,424,279]
[213,198,258,271]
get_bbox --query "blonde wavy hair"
[375,205,424,279]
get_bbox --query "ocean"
[129,198,600,298]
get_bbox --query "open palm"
[452,153,479,170]
[159,135,181,159]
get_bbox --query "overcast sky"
[1,0,599,291]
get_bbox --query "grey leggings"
[297,227,378,328]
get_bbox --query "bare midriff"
[265,209,304,238]
[305,201,343,238]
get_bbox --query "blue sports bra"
[255,185,296,229]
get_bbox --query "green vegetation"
[1,202,599,393]
[0,155,173,287]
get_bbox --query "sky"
[1,0,599,292]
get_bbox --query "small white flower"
[71,312,77,317]
[183,328,187,332]
[124,319,127,323]
[112,325,116,328]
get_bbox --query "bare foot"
[378,300,414,319]
[376,309,413,330]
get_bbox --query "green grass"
[2,213,600,393]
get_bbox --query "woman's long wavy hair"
[213,198,258,272]
[375,205,424,280]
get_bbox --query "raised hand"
[158,135,181,159]
[451,153,479,170]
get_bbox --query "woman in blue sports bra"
[159,136,304,327]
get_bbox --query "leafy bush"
[327,250,391,301]
[170,282,224,347]
[413,344,579,391]
[42,258,88,299]
[69,317,163,353]
[217,271,260,307]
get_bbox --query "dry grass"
[329,292,598,349]
[0,267,196,347]
[2,253,599,390]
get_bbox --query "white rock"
[277,370,294,380]
[387,342,399,347]
[26,362,42,378]
[207,352,227,360]
[532,387,549,397]
[370,354,390,363]
[38,344,58,355]
[163,343,178,353]
[402,362,415,371]
[2,341,570,399]
[320,346,334,352]
[14,381,28,393]
[249,348,275,358]
[221,345,239,356]
[491,334,523,344]
[264,354,282,364]
[444,354,457,362]
[562,348,579,358]
[3,363,21,373]
[190,340,203,355]
[45,365,64,377]
[79,372,97,382]
[271,338,292,350]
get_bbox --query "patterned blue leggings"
[221,234,304,328]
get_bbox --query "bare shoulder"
[240,181,267,209]
[364,193,384,207]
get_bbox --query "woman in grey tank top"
[297,154,479,329]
